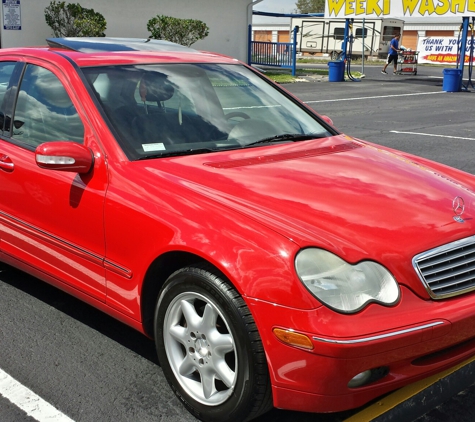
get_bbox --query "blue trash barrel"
[442,68,462,92]
[328,61,345,82]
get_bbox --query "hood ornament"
[453,196,465,223]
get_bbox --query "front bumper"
[246,286,475,413]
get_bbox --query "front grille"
[413,236,475,299]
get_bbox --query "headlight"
[295,248,400,313]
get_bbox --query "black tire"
[154,266,272,422]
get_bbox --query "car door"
[0,59,107,301]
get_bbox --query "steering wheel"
[225,112,250,120]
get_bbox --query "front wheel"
[154,266,272,422]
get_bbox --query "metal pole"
[341,18,350,61]
[361,18,365,76]
[248,24,252,65]
[292,26,298,76]
[470,17,475,89]
[459,16,469,75]
[459,17,469,78]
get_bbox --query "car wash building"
[0,0,257,62]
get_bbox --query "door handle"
[0,154,14,172]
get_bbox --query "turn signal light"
[273,328,314,350]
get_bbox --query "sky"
[254,0,296,14]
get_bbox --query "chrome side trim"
[0,211,104,264]
[312,321,445,344]
[0,211,132,278]
[104,260,133,279]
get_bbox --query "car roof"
[46,37,202,53]
[2,37,239,67]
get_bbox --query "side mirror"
[321,115,334,126]
[35,141,94,173]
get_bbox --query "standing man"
[382,34,400,75]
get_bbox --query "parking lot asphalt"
[285,63,475,175]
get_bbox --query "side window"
[382,26,401,42]
[333,27,345,40]
[0,62,17,134]
[12,64,84,148]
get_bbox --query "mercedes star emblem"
[452,196,466,223]
[453,196,465,216]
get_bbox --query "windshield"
[82,63,334,159]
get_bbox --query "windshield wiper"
[246,133,322,147]
[137,144,242,160]
[138,148,215,160]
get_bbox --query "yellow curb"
[344,354,475,422]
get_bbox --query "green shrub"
[147,15,209,47]
[294,0,325,13]
[45,1,106,37]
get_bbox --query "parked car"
[1,37,475,422]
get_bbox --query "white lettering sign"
[417,36,475,64]
[325,0,475,18]
[3,0,21,30]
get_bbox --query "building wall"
[0,0,251,61]
[278,31,289,43]
[401,31,418,50]
[400,19,459,51]
[254,30,272,42]
[426,30,455,37]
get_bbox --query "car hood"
[143,135,475,264]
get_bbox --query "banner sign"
[325,0,475,18]
[2,0,21,30]
[417,36,475,64]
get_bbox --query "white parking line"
[0,368,74,422]
[391,130,475,141]
[304,91,444,103]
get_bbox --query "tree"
[44,1,106,37]
[147,15,209,47]
[294,0,325,13]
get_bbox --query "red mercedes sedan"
[1,37,475,422]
